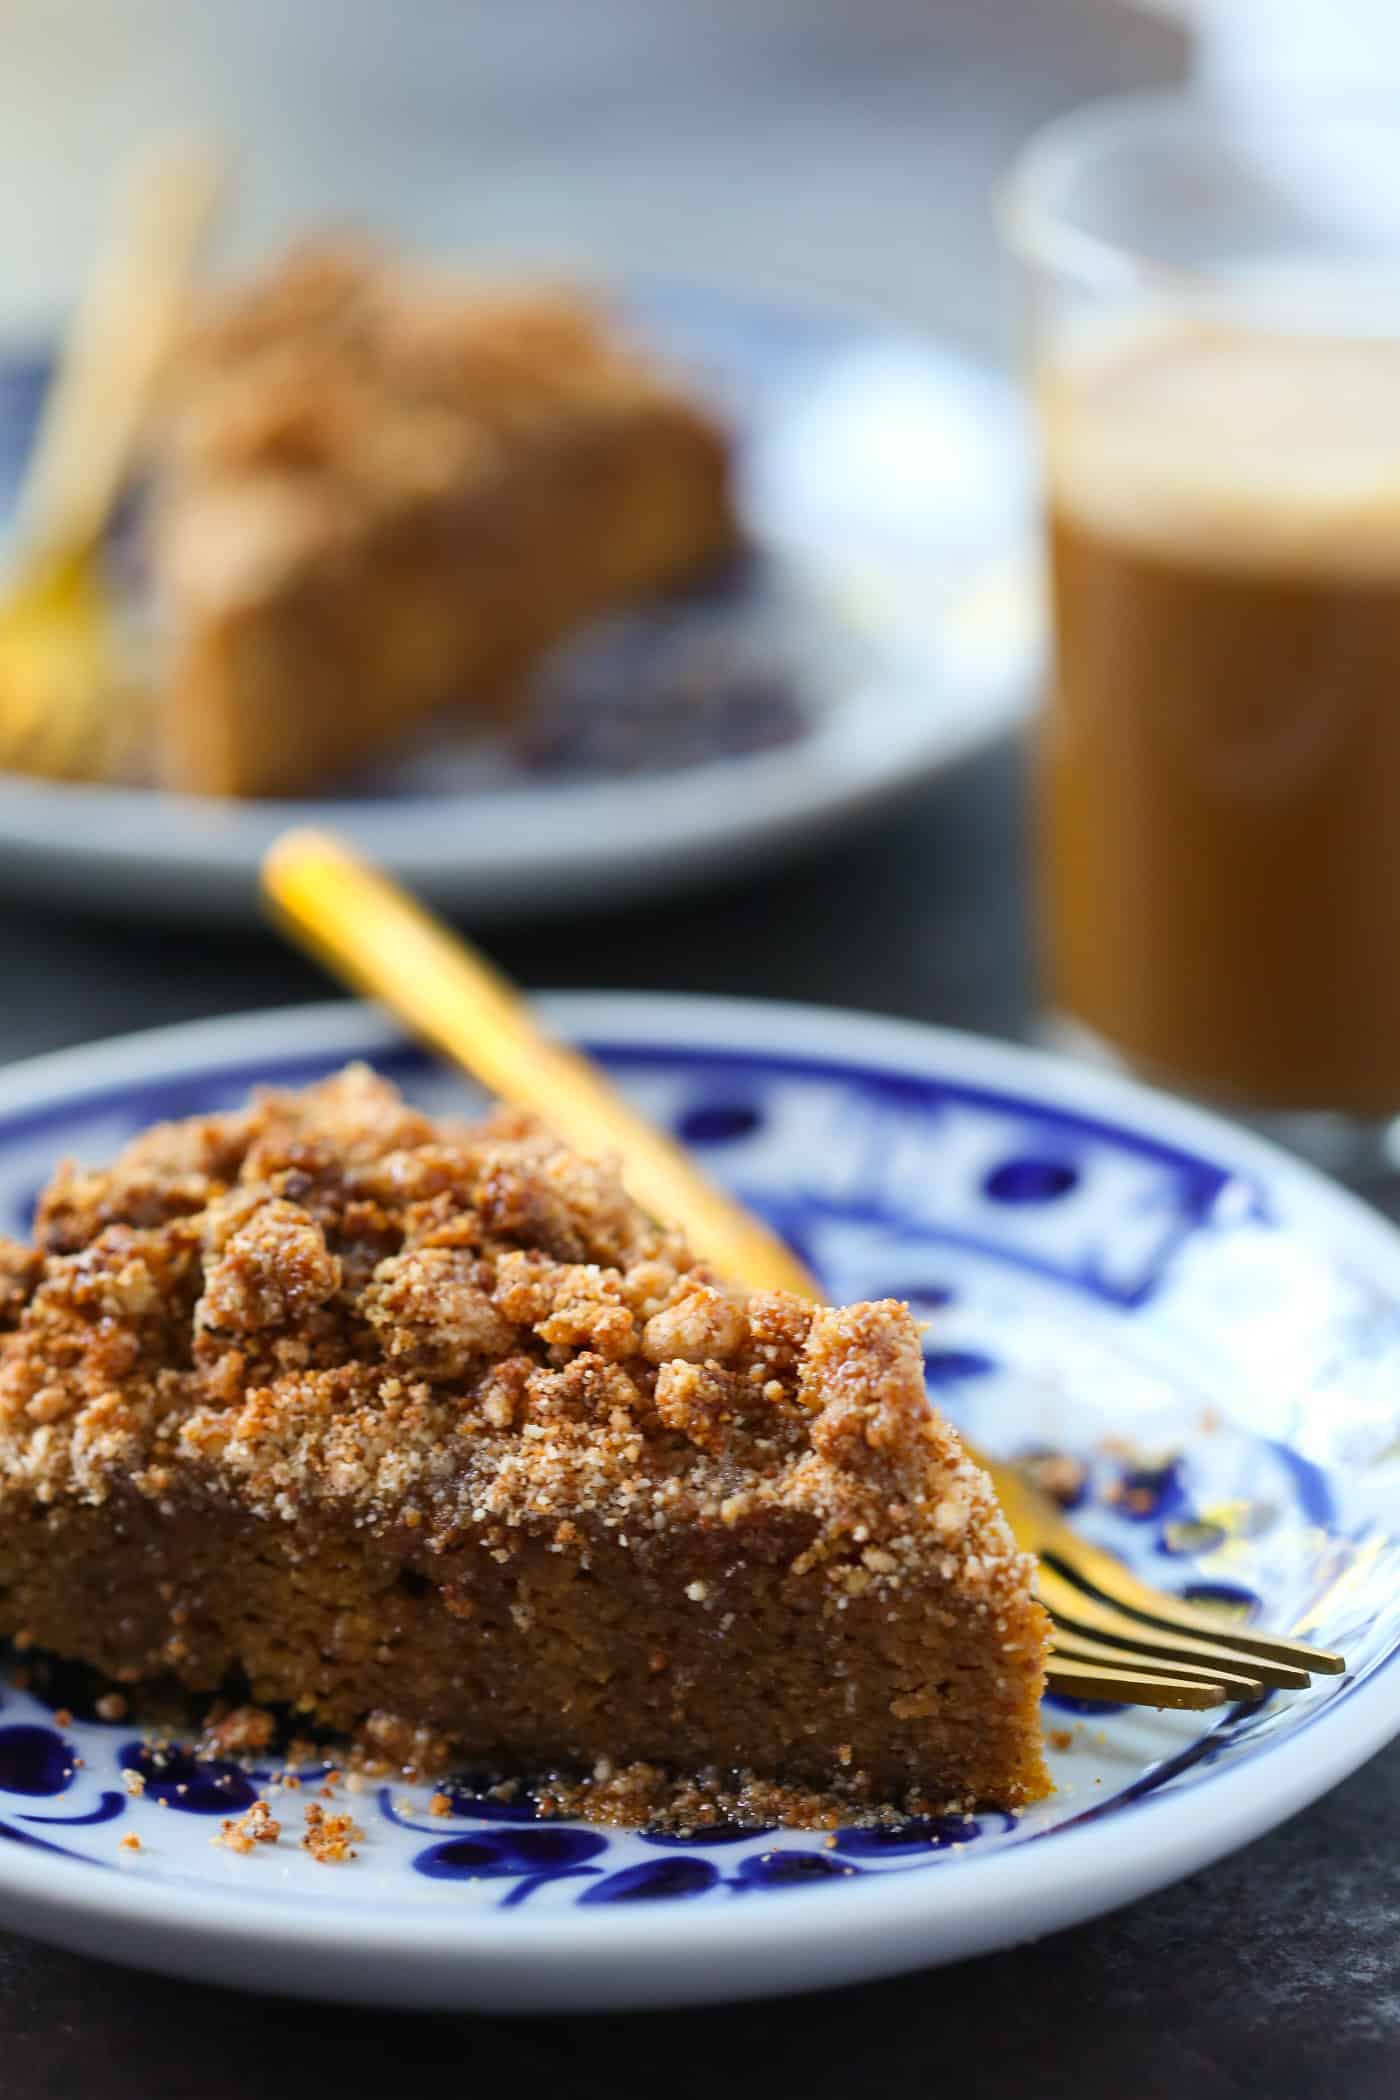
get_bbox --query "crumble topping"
[0,1065,1029,1613]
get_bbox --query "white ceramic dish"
[0,994,1394,2010]
[0,282,1039,923]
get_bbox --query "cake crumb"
[122,1768,146,1798]
[1047,1727,1074,1753]
[52,1707,73,1728]
[213,1800,281,1854]
[301,1801,364,1863]
[428,1791,453,1817]
[119,1833,141,1854]
[198,1703,276,1759]
[96,1692,128,1723]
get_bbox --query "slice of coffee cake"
[150,242,739,796]
[0,1066,1049,1823]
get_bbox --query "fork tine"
[1045,1657,1229,1711]
[1042,1527,1346,1675]
[984,1455,1343,1680]
[1038,1565,1312,1688]
[1050,1627,1265,1699]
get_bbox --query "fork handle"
[262,828,823,1300]
[14,137,222,562]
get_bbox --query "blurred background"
[0,0,1184,347]
[8,1,1400,1052]
[0,0,1196,1064]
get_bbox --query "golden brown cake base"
[0,1068,1050,1825]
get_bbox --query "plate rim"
[0,991,1395,2010]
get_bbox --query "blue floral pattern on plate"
[0,1000,1396,1956]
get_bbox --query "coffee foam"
[1042,317,1400,578]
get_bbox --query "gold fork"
[262,826,1346,1713]
[0,138,221,782]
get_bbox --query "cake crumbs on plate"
[301,1801,364,1863]
[122,1768,147,1798]
[428,1791,453,1817]
[521,1759,976,1833]
[119,1833,141,1854]
[213,1800,281,1854]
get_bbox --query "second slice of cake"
[149,243,740,796]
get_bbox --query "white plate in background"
[0,279,1040,923]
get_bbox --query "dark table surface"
[2,3,1398,2095]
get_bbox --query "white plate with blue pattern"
[0,994,1396,2012]
[0,280,1038,924]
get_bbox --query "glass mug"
[1000,97,1400,1168]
